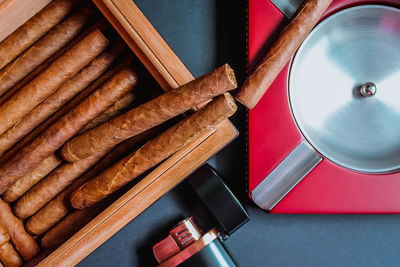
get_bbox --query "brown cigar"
[78,92,135,134]
[0,29,109,137]
[0,224,22,267]
[0,20,109,106]
[70,93,237,209]
[0,44,124,156]
[235,0,332,109]
[25,125,162,236]
[13,153,106,220]
[2,154,61,203]
[0,0,80,70]
[41,203,104,249]
[61,64,237,162]
[0,243,22,267]
[3,94,133,203]
[0,56,132,167]
[0,5,95,97]
[0,225,8,247]
[13,107,134,216]
[0,68,137,195]
[0,199,39,260]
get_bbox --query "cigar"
[0,225,7,247]
[235,0,332,109]
[22,251,53,267]
[25,126,162,235]
[0,68,137,194]
[70,93,237,209]
[2,154,61,203]
[0,29,109,137]
[0,56,132,167]
[10,106,128,217]
[13,153,106,220]
[0,243,22,267]
[0,44,124,156]
[41,203,103,249]
[0,199,39,260]
[0,20,109,106]
[0,5,96,97]
[78,92,135,134]
[0,0,80,70]
[61,64,237,162]
[0,224,22,267]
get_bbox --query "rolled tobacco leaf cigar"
[0,68,137,195]
[25,125,162,235]
[0,56,132,166]
[13,153,106,219]
[0,243,21,267]
[0,20,109,106]
[0,224,22,267]
[235,0,332,109]
[0,29,109,137]
[0,44,124,156]
[26,176,85,236]
[78,92,135,134]
[2,154,61,202]
[41,203,104,249]
[0,199,39,260]
[0,225,7,246]
[0,5,96,96]
[15,111,139,218]
[70,93,237,209]
[61,64,237,162]
[0,0,80,70]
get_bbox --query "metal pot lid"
[288,5,400,174]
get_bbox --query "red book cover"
[248,0,400,213]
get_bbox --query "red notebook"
[248,0,400,213]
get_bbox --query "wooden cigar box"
[0,0,238,265]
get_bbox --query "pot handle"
[251,140,322,211]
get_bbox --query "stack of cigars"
[0,0,238,265]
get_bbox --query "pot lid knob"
[360,82,377,97]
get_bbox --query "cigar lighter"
[152,164,249,266]
[153,217,236,267]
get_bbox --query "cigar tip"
[60,144,76,162]
[41,235,52,249]
[89,28,110,47]
[118,68,138,84]
[234,83,256,110]
[223,93,238,114]
[2,192,13,203]
[69,189,85,210]
[223,64,237,88]
[25,223,36,236]
[12,203,28,220]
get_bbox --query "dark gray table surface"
[79,1,400,266]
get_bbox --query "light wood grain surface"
[0,0,52,42]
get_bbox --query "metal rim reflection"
[288,5,400,174]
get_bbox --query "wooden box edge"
[0,0,238,265]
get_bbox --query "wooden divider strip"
[38,120,237,266]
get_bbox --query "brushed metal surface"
[289,5,400,174]
[251,141,322,211]
[269,0,305,19]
